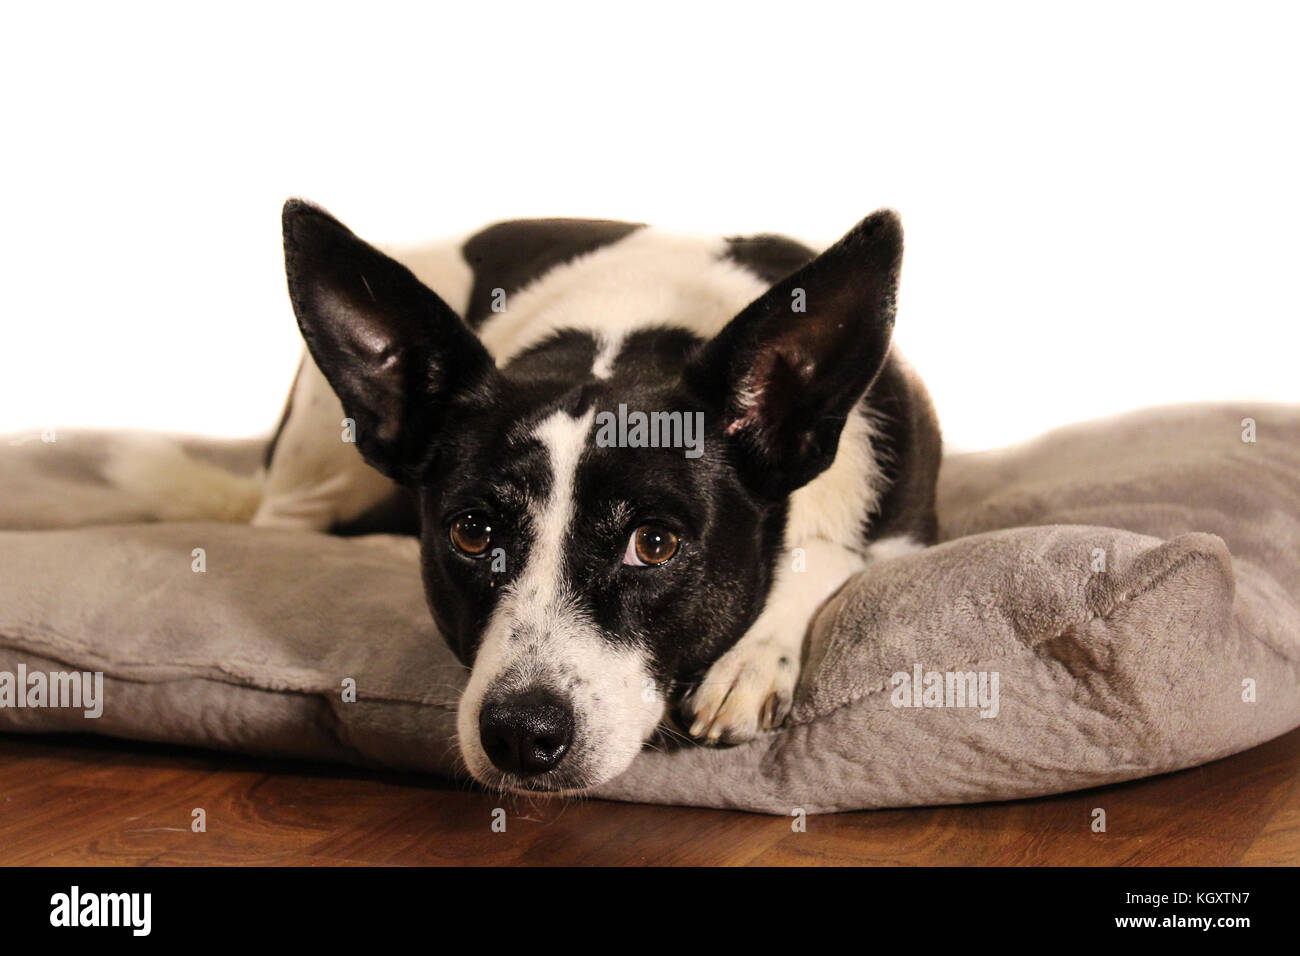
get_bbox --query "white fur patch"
[865,534,927,562]
[517,408,594,608]
[590,333,624,379]
[102,435,262,523]
[252,358,396,530]
[476,228,772,364]
[786,406,888,551]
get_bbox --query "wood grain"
[1,728,1297,866]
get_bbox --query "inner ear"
[690,209,903,497]
[282,199,497,483]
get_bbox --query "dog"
[146,201,942,794]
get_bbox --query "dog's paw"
[684,636,799,744]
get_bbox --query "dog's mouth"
[462,734,607,795]
[465,722,643,794]
[475,768,595,796]
[462,716,700,795]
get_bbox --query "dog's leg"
[684,535,924,743]
[685,539,862,743]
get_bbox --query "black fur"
[723,233,816,284]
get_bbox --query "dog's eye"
[623,525,679,567]
[449,511,493,557]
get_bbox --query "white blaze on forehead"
[590,334,624,379]
[455,407,664,789]
[519,407,596,606]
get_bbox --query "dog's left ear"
[688,209,903,498]
[282,199,498,483]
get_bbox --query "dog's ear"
[689,209,902,498]
[282,199,496,483]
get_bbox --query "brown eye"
[624,525,679,567]
[449,511,493,557]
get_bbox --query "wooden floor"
[2,728,1298,866]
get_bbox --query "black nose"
[478,689,575,776]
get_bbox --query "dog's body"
[154,206,941,794]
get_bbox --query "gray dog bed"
[1,403,1298,813]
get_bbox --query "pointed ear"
[689,209,903,498]
[282,199,496,483]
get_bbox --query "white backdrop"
[2,1,1296,451]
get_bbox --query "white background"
[2,1,1296,451]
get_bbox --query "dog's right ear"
[282,199,496,483]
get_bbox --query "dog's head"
[282,201,902,792]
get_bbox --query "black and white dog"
[244,202,940,793]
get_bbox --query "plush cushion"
[1,404,1297,813]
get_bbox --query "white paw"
[684,636,800,744]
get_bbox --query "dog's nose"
[478,689,575,776]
